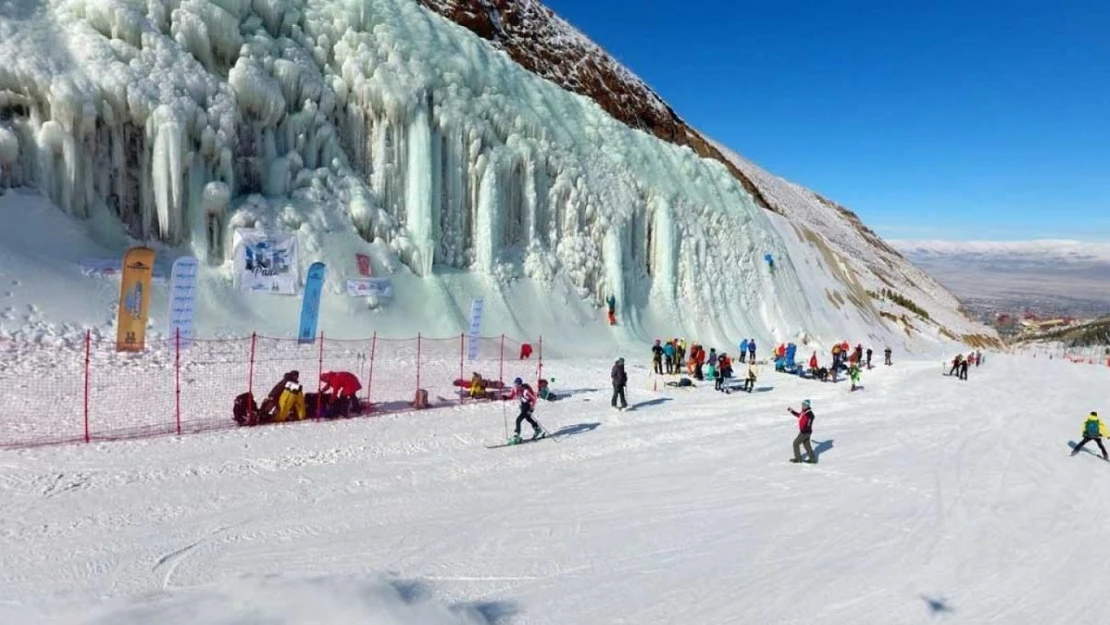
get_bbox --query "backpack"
[1085,419,1101,438]
[233,392,257,426]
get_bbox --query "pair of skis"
[486,423,559,449]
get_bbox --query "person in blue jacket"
[747,339,757,363]
[662,340,677,374]
[739,338,750,363]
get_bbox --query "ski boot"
[530,428,544,441]
[508,434,522,445]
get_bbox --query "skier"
[747,339,757,363]
[507,377,542,444]
[611,357,628,410]
[884,347,892,366]
[1072,411,1109,460]
[320,370,363,416]
[787,400,816,463]
[651,340,664,375]
[739,338,750,363]
[849,363,862,391]
[865,347,873,369]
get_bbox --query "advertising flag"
[466,297,484,361]
[168,256,199,348]
[116,246,156,352]
[298,262,326,344]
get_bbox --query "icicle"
[150,105,185,242]
[404,102,435,276]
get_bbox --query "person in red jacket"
[320,371,363,416]
[787,400,817,463]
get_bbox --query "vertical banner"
[466,297,484,361]
[355,253,372,277]
[298,262,326,344]
[167,256,199,348]
[116,246,156,352]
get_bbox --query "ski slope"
[1,353,1105,624]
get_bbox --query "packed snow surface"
[1,353,1106,623]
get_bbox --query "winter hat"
[616,357,625,364]
[1092,411,1099,417]
[802,399,811,408]
[513,377,523,386]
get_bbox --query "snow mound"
[6,574,510,625]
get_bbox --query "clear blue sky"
[544,0,1110,241]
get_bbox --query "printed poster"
[167,256,199,348]
[232,229,300,294]
[298,262,326,344]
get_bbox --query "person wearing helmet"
[1072,411,1109,460]
[787,400,817,463]
[651,340,664,375]
[611,357,628,410]
[507,377,542,444]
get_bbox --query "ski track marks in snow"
[1,354,1109,623]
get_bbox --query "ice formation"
[0,0,992,347]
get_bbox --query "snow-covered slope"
[0,353,1105,623]
[0,0,993,353]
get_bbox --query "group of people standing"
[948,350,984,380]
[650,338,757,393]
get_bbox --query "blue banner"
[167,256,199,348]
[298,262,326,344]
[466,297,484,361]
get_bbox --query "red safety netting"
[0,332,543,449]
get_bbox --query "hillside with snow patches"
[0,0,994,353]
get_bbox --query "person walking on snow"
[884,347,892,366]
[742,361,757,392]
[747,339,757,363]
[507,378,542,444]
[958,355,969,380]
[849,363,862,391]
[949,354,963,377]
[663,340,676,374]
[739,338,750,363]
[611,357,628,410]
[788,400,817,463]
[1072,411,1109,460]
[865,347,873,369]
[651,340,664,375]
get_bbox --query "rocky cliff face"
[415,0,774,211]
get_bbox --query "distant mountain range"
[891,240,1110,315]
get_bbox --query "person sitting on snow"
[320,370,362,416]
[273,370,306,422]
[1072,412,1109,460]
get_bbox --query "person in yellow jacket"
[1071,411,1109,460]
[275,375,307,422]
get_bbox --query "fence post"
[537,335,544,388]
[459,333,465,405]
[366,332,377,408]
[416,332,422,397]
[316,332,325,421]
[83,329,91,444]
[175,328,182,436]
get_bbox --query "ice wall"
[0,0,922,348]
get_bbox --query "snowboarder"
[611,357,628,410]
[651,340,664,375]
[865,347,873,369]
[507,378,542,444]
[884,347,892,366]
[788,400,816,463]
[747,339,757,363]
[1072,411,1109,460]
[739,338,750,363]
